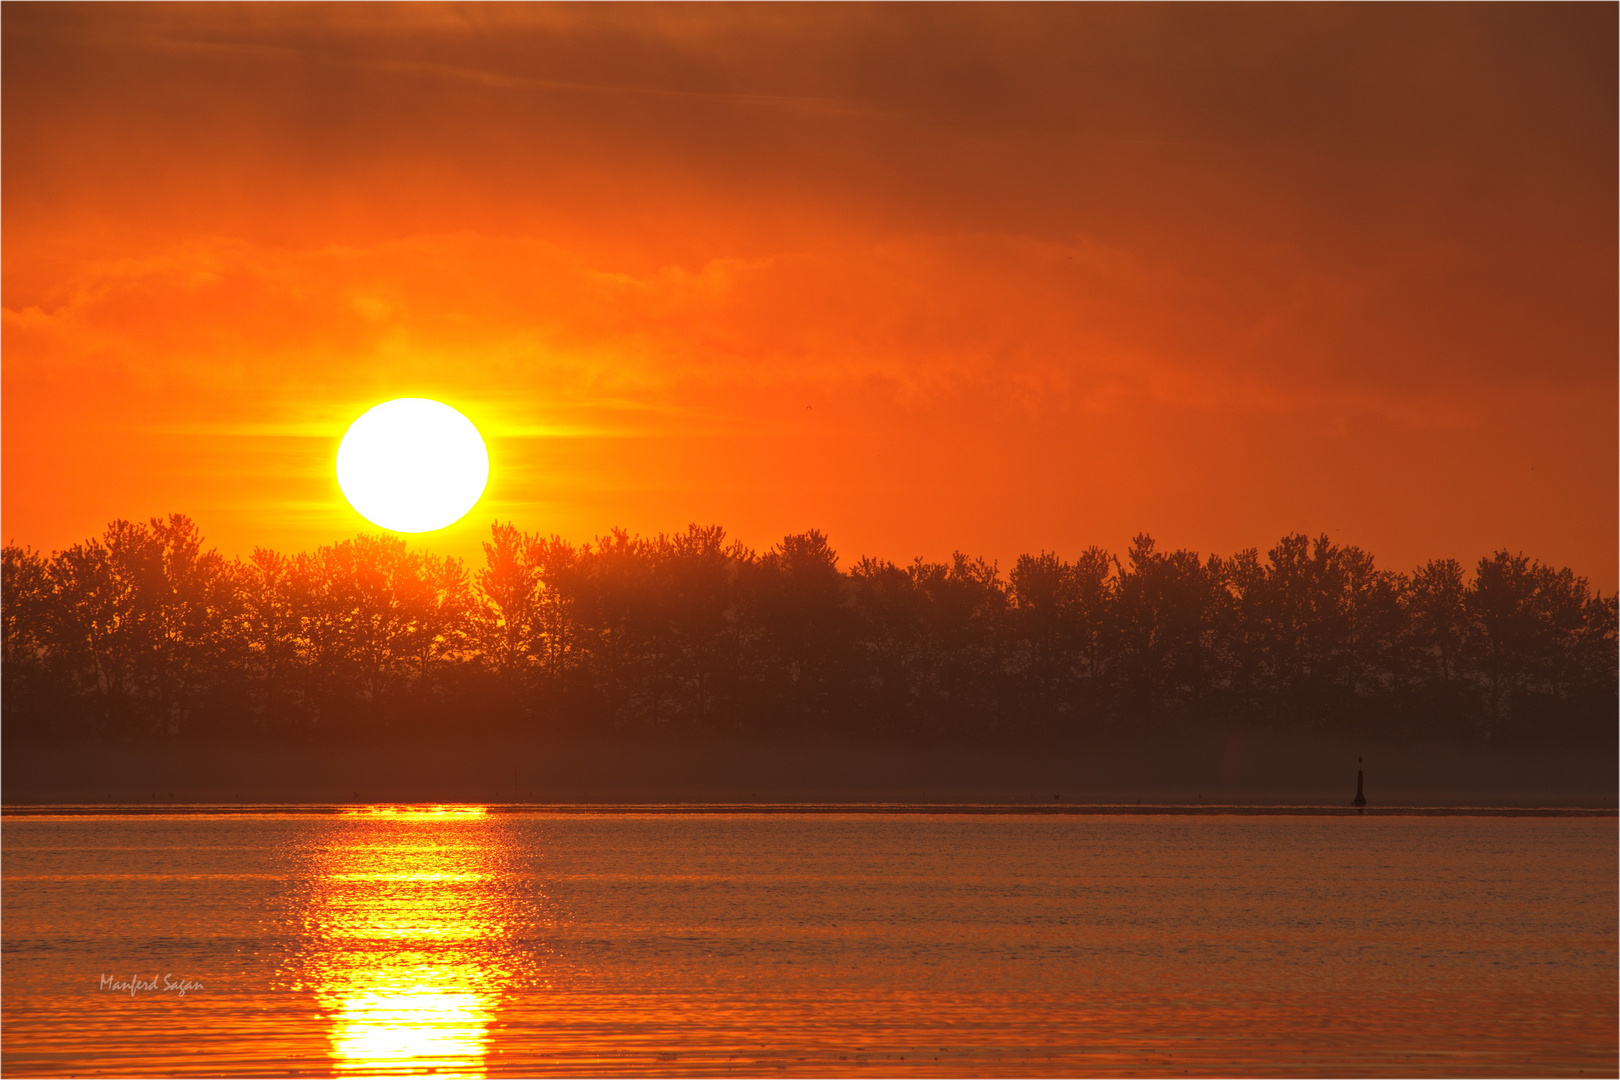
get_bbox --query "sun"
[336,399,489,533]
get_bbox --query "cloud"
[2,4,1613,582]
[2,225,1519,442]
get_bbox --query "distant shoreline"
[4,802,1614,818]
[8,737,1612,810]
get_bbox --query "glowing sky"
[4,4,1615,585]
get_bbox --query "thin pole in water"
[1353,755,1367,812]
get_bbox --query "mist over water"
[3,812,1615,1077]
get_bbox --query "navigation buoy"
[1353,756,1367,811]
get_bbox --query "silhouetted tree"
[1113,536,1227,724]
[750,531,851,734]
[4,516,1614,748]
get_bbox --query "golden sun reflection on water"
[329,985,491,1078]
[306,805,518,1079]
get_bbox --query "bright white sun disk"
[337,399,489,532]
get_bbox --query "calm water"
[2,811,1614,1078]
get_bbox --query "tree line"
[3,515,1614,745]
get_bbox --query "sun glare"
[336,399,489,533]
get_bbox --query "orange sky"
[4,4,1616,587]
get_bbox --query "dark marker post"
[1353,756,1367,812]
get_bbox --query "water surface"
[3,811,1615,1077]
